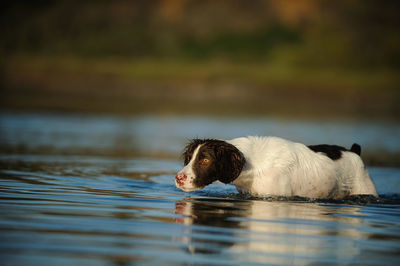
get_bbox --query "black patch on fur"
[182,139,246,187]
[350,143,361,155]
[308,143,362,160]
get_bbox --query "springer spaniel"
[175,136,378,199]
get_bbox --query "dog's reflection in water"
[174,198,246,254]
[174,197,363,262]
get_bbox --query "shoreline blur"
[3,55,399,120]
[1,1,399,120]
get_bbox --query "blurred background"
[0,0,399,165]
[1,3,400,265]
[1,0,399,118]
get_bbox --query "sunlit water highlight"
[0,112,399,265]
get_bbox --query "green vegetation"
[1,0,399,118]
[6,55,399,91]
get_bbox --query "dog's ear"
[217,145,246,184]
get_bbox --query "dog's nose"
[175,173,187,185]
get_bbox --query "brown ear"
[218,146,246,184]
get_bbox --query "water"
[1,112,400,265]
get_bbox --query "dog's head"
[175,139,246,192]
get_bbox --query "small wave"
[191,191,400,205]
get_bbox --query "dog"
[175,136,378,199]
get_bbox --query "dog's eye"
[200,158,210,165]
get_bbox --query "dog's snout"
[175,173,187,185]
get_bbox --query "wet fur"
[177,136,378,199]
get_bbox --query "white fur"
[175,199,364,258]
[227,136,378,199]
[176,144,203,192]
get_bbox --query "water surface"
[1,112,399,265]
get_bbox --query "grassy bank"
[2,55,399,119]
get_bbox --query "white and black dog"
[175,136,378,199]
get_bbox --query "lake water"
[1,112,400,265]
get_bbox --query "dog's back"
[228,136,378,198]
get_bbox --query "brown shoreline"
[3,60,399,120]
